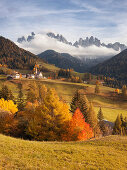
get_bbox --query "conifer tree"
[27,82,38,103]
[17,83,25,111]
[97,107,109,136]
[122,85,127,98]
[120,114,124,124]
[38,83,47,103]
[70,90,89,122]
[95,84,100,94]
[113,114,122,135]
[97,107,104,121]
[120,114,127,135]
[0,85,14,101]
[87,103,98,136]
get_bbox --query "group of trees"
[58,69,71,78]
[57,69,83,83]
[69,76,83,83]
[121,85,127,99]
[103,77,123,88]
[0,83,94,141]
[0,83,126,141]
[113,114,127,135]
[70,90,111,137]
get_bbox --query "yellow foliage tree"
[25,88,72,141]
[0,98,18,114]
[44,88,72,121]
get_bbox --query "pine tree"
[120,114,127,135]
[17,83,25,111]
[27,82,38,103]
[113,114,122,135]
[0,85,14,101]
[70,90,89,122]
[87,103,98,136]
[97,107,104,121]
[38,83,47,103]
[95,84,100,94]
[122,85,127,98]
[97,107,109,136]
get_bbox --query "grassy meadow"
[0,77,127,122]
[0,134,127,169]
[0,76,127,169]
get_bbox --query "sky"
[0,0,127,44]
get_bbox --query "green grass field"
[0,134,127,169]
[94,107,127,122]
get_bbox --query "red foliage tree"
[62,108,93,141]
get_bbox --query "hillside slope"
[91,49,127,81]
[38,50,88,72]
[0,36,38,70]
[0,134,126,169]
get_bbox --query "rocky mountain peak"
[17,32,127,52]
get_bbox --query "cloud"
[16,33,118,58]
[70,0,106,13]
[1,0,127,46]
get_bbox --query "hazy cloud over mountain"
[17,33,118,58]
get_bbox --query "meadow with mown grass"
[0,76,127,169]
[0,134,127,169]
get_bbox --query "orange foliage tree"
[62,108,93,141]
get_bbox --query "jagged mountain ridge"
[17,32,127,52]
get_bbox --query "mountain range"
[91,49,127,82]
[17,32,127,52]
[38,50,86,72]
[38,50,109,72]
[2,35,127,83]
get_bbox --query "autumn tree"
[0,108,19,136]
[87,103,98,137]
[38,83,47,103]
[27,82,39,103]
[120,114,127,135]
[95,84,100,94]
[122,85,127,98]
[0,98,18,114]
[113,114,122,135]
[25,88,71,141]
[70,90,89,122]
[62,108,93,141]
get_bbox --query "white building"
[35,72,43,79]
[15,73,20,79]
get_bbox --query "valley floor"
[0,134,127,169]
